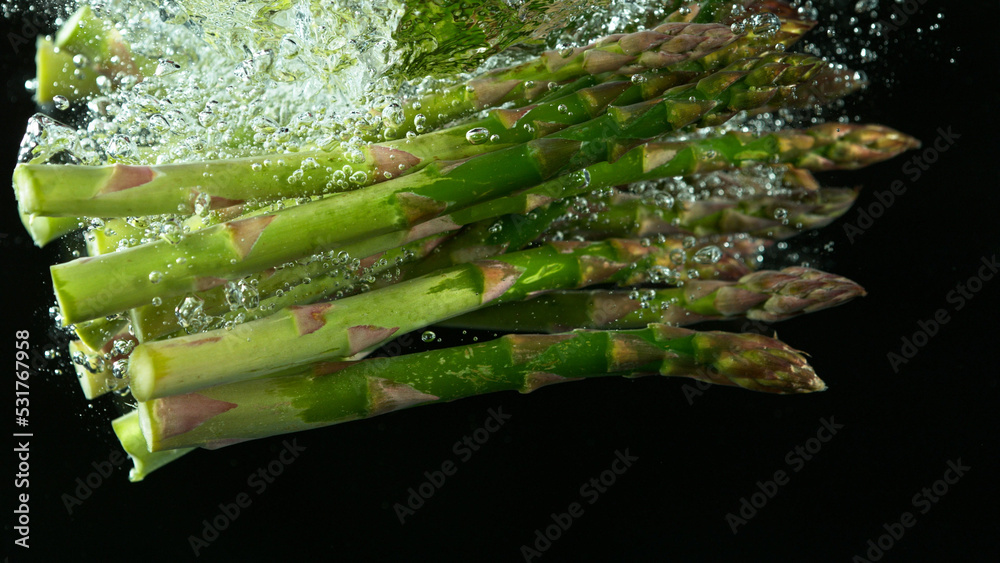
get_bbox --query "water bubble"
[693,246,722,264]
[107,135,137,159]
[465,127,490,144]
[111,359,129,380]
[148,271,164,284]
[160,221,183,244]
[224,281,244,311]
[53,95,70,110]
[421,330,436,343]
[175,295,208,332]
[652,192,674,209]
[193,192,212,216]
[155,59,182,77]
[112,338,136,356]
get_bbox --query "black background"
[2,2,998,562]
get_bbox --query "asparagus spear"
[137,324,823,451]
[553,187,859,241]
[126,236,764,401]
[51,52,821,325]
[443,267,865,332]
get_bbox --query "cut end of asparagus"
[127,345,157,402]
[112,410,194,482]
[69,340,115,400]
[18,208,81,248]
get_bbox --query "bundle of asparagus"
[11,0,917,480]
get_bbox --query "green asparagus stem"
[554,187,859,241]
[112,411,193,481]
[129,232,447,343]
[126,236,763,401]
[137,323,823,451]
[443,267,865,332]
[388,20,739,137]
[51,52,825,325]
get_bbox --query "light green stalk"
[112,411,193,481]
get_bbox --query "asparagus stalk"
[51,51,820,324]
[554,187,858,241]
[443,267,865,332]
[129,232,448,342]
[112,411,193,481]
[73,317,129,351]
[137,323,822,451]
[126,236,764,401]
